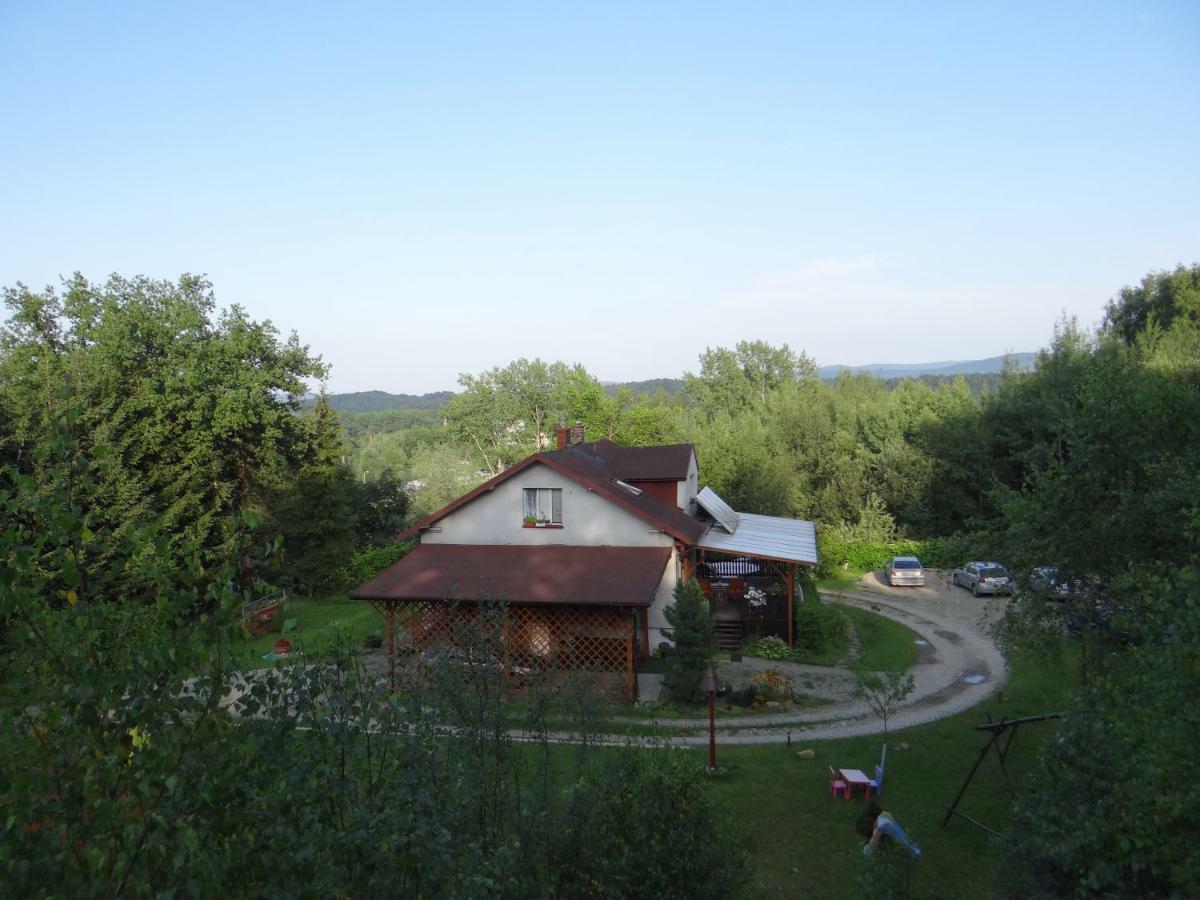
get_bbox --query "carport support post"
[786,564,795,647]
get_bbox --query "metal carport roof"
[696,511,819,566]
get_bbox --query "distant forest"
[319,361,1021,415]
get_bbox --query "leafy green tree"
[685,340,815,418]
[352,469,410,545]
[1103,262,1200,345]
[446,358,615,474]
[269,392,356,594]
[1003,570,1200,898]
[662,578,716,704]
[852,668,915,746]
[0,274,325,600]
[404,440,487,523]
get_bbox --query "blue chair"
[869,744,887,796]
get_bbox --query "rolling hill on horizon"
[318,354,1035,411]
[816,352,1034,380]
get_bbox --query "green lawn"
[235,593,383,667]
[746,604,917,670]
[689,644,1076,899]
[842,604,919,672]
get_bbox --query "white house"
[352,426,818,699]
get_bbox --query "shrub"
[748,635,790,661]
[794,598,850,657]
[335,540,414,589]
[816,530,996,577]
[662,579,717,704]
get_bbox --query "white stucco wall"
[676,451,699,513]
[423,462,675,549]
[646,545,682,649]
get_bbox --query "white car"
[885,556,925,587]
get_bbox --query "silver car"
[952,561,1014,596]
[885,556,925,587]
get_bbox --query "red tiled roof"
[397,442,707,544]
[555,440,694,481]
[350,543,671,607]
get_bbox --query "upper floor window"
[523,487,562,525]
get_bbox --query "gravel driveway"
[609,569,1010,746]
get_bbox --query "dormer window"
[523,488,563,525]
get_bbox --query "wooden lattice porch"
[375,600,639,701]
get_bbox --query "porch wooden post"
[502,614,511,686]
[625,615,635,702]
[786,564,795,648]
[386,603,396,691]
[641,607,650,659]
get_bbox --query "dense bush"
[793,598,850,657]
[335,539,414,589]
[746,634,790,661]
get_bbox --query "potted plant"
[522,515,538,528]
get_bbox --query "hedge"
[816,530,995,578]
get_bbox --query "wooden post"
[625,615,635,702]
[786,564,795,648]
[385,604,395,691]
[708,687,717,769]
[502,614,511,686]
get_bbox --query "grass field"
[686,644,1076,899]
[843,604,919,671]
[235,594,382,667]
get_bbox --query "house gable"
[421,461,675,549]
[400,447,707,544]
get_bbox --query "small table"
[840,768,872,800]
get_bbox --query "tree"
[352,469,409,546]
[852,668,915,746]
[0,274,326,600]
[662,579,716,704]
[445,358,615,475]
[1103,263,1200,345]
[269,392,356,595]
[1002,571,1200,898]
[685,340,815,419]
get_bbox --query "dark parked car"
[1029,566,1085,600]
[951,561,1014,597]
[1064,603,1141,643]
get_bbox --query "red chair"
[829,766,849,799]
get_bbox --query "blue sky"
[2,1,1197,393]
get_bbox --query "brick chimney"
[555,425,568,449]
[569,421,585,445]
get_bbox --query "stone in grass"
[898,742,910,751]
[796,749,815,760]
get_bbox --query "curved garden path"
[553,572,1011,746]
